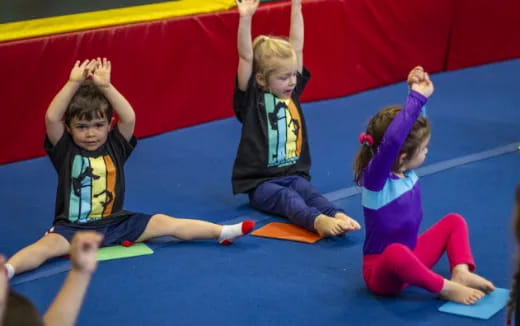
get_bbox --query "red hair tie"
[358,132,374,146]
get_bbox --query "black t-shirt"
[44,127,136,226]
[232,68,311,194]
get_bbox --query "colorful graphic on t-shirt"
[68,154,116,223]
[265,93,302,167]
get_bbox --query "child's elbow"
[45,112,61,125]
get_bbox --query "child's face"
[265,59,298,99]
[402,135,430,171]
[67,116,111,151]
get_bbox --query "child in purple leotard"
[354,66,495,304]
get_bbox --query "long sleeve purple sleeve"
[362,90,428,191]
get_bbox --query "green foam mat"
[97,243,154,261]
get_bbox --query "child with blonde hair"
[232,0,360,237]
[354,66,495,304]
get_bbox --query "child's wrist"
[68,79,83,85]
[71,265,94,276]
[96,82,112,89]
[239,13,253,19]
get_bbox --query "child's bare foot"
[451,265,495,293]
[439,279,485,305]
[314,215,349,237]
[334,212,361,231]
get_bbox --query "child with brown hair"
[354,66,495,304]
[4,58,254,278]
[1,232,102,326]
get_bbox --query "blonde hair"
[252,35,296,81]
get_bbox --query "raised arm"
[0,255,7,323]
[43,232,102,326]
[289,0,303,73]
[236,0,259,91]
[363,67,432,190]
[45,60,94,145]
[91,58,136,142]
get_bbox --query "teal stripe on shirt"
[361,171,418,210]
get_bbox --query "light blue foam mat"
[11,243,158,286]
[10,258,71,286]
[438,287,510,319]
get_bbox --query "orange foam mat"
[251,222,322,243]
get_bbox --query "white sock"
[218,220,255,245]
[4,263,15,279]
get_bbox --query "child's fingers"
[408,67,422,83]
[412,65,424,73]
[81,232,103,249]
[78,59,89,68]
[0,255,7,277]
[85,60,97,74]
[73,232,103,253]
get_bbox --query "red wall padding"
[0,0,519,164]
[447,0,520,70]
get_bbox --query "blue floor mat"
[2,59,520,325]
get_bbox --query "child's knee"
[384,243,410,254]
[382,243,414,263]
[443,213,467,227]
[251,186,296,209]
[36,234,69,256]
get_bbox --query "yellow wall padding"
[0,0,235,43]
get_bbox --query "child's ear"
[255,72,266,88]
[398,152,408,166]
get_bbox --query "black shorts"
[48,213,153,246]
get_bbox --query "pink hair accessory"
[358,132,374,146]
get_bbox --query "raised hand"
[69,59,94,83]
[0,255,7,323]
[236,0,259,17]
[408,66,434,98]
[91,57,111,88]
[69,232,103,275]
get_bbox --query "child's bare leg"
[6,233,70,277]
[451,264,495,293]
[439,279,485,305]
[334,212,361,230]
[314,214,350,237]
[136,214,254,245]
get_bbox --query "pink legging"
[362,213,475,295]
